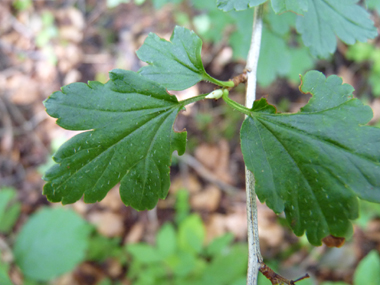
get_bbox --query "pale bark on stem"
[245,5,264,285]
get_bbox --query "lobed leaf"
[271,0,308,14]
[240,70,380,245]
[137,26,231,90]
[216,0,267,12]
[296,0,377,58]
[43,70,187,210]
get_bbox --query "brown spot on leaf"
[322,235,346,248]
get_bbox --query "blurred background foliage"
[1,0,380,284]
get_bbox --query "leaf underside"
[271,0,308,14]
[43,70,186,211]
[216,0,267,12]
[241,70,380,245]
[296,0,377,58]
[137,26,213,91]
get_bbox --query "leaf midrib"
[52,106,179,193]
[145,40,200,75]
[254,114,376,164]
[253,118,330,233]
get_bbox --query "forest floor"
[1,1,380,284]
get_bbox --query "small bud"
[205,89,223,100]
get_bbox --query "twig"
[0,96,13,152]
[259,263,310,285]
[245,5,264,285]
[174,153,241,195]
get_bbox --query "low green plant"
[12,0,32,11]
[0,188,21,234]
[346,42,380,97]
[40,1,380,284]
[126,215,248,285]
[320,250,380,285]
[0,206,91,283]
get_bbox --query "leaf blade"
[271,0,308,14]
[216,0,267,12]
[43,70,186,210]
[137,26,231,90]
[296,0,377,58]
[240,70,380,245]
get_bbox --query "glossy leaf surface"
[43,70,186,210]
[216,0,266,11]
[271,0,308,14]
[296,0,377,58]
[137,26,230,90]
[241,71,380,245]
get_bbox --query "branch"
[245,5,264,285]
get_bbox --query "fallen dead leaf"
[205,214,227,243]
[124,222,145,244]
[170,174,202,194]
[225,205,248,240]
[99,185,124,211]
[55,44,82,73]
[257,202,284,249]
[7,74,40,104]
[53,273,80,285]
[190,184,221,212]
[338,66,355,87]
[71,200,90,216]
[195,139,233,184]
[35,60,57,82]
[88,211,124,237]
[106,258,123,278]
[63,69,81,85]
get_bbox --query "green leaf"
[43,70,187,211]
[240,70,380,245]
[87,234,121,262]
[0,257,13,285]
[157,223,177,258]
[321,281,349,285]
[271,0,308,14]
[198,244,248,285]
[14,207,90,281]
[193,10,234,43]
[266,8,296,36]
[126,243,163,263]
[205,233,234,257]
[257,27,291,87]
[353,250,380,285]
[367,0,380,13]
[166,250,199,277]
[216,0,267,12]
[152,0,183,9]
[137,26,232,90]
[0,187,21,234]
[229,9,254,59]
[178,214,205,254]
[287,46,314,83]
[296,0,378,58]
